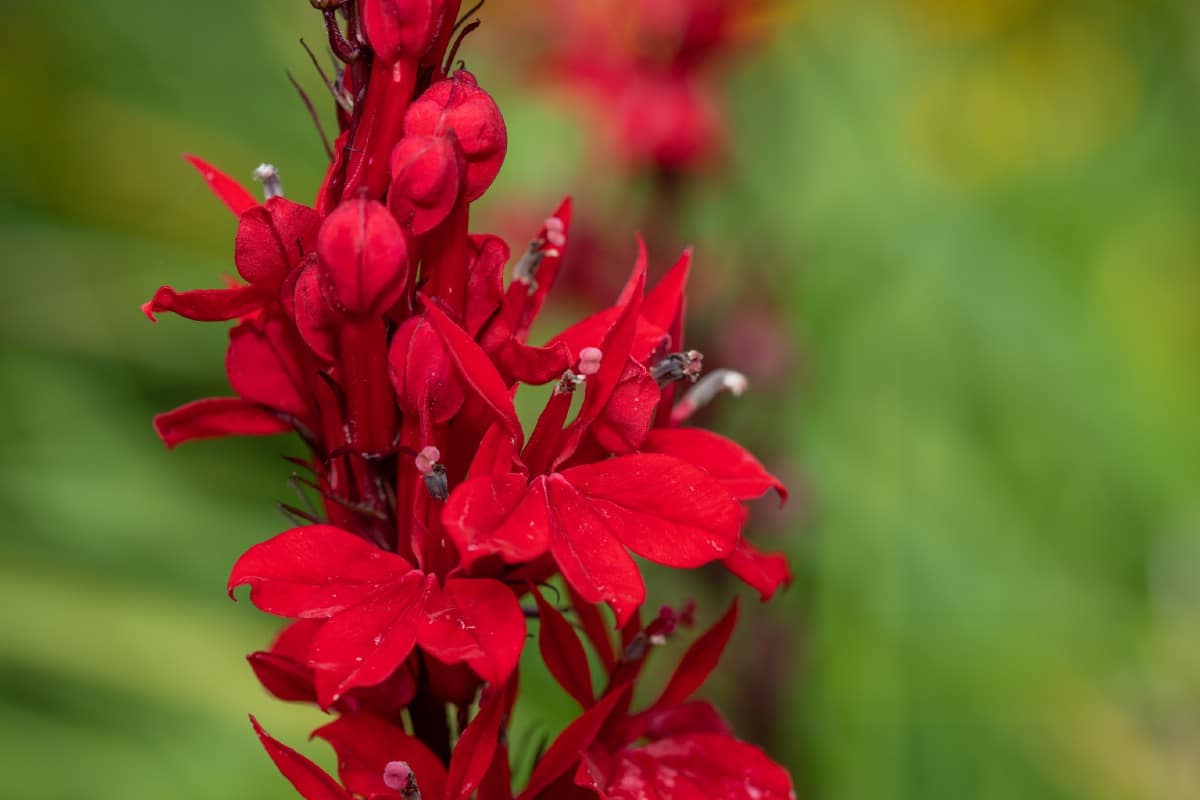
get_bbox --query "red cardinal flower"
[145,1,793,797]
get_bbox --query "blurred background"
[2,0,1199,798]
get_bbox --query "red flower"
[146,2,794,797]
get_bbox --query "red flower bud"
[388,133,466,235]
[317,197,410,316]
[404,71,506,202]
[360,0,435,63]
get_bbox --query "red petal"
[606,734,795,800]
[637,701,732,740]
[404,71,506,201]
[309,572,431,706]
[561,454,741,568]
[184,154,257,216]
[142,283,267,322]
[236,198,320,288]
[318,197,410,315]
[465,422,518,480]
[567,584,616,672]
[292,257,339,362]
[313,712,448,800]
[418,577,525,685]
[532,584,594,708]
[153,397,289,448]
[502,196,572,341]
[228,525,413,618]
[389,315,464,426]
[247,618,323,703]
[520,686,630,800]
[544,475,645,626]
[249,716,350,800]
[655,599,738,710]
[389,133,465,235]
[226,316,311,420]
[641,248,692,350]
[361,0,434,62]
[422,298,524,449]
[447,679,515,800]
[723,540,792,601]
[589,360,659,454]
[552,264,647,468]
[465,234,509,337]
[441,474,547,566]
[643,428,787,504]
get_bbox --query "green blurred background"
[2,0,1199,797]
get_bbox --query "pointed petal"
[246,619,324,704]
[249,716,350,800]
[419,577,526,685]
[447,679,515,800]
[567,584,616,672]
[309,571,430,706]
[641,248,692,350]
[313,712,448,800]
[532,584,594,708]
[142,283,268,322]
[153,397,289,449]
[184,154,257,216]
[228,525,413,618]
[589,359,660,454]
[503,196,572,340]
[656,599,738,710]
[544,475,645,626]
[723,540,792,601]
[607,734,795,800]
[520,686,630,800]
[422,298,524,449]
[643,428,787,503]
[441,473,548,566]
[561,454,741,568]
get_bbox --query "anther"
[555,370,585,394]
[577,346,602,376]
[254,164,284,200]
[383,761,421,799]
[651,350,703,386]
[544,216,566,248]
[415,446,448,501]
[670,368,748,424]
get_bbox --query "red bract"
[145,2,793,797]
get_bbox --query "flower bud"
[361,0,435,63]
[389,133,466,235]
[404,71,506,201]
[317,197,410,316]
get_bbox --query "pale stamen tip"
[578,346,603,376]
[415,446,441,476]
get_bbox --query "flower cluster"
[146,1,793,797]
[537,0,767,174]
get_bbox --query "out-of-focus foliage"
[1,0,1198,798]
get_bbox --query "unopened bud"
[253,163,284,200]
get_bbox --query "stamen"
[577,346,602,376]
[543,216,566,248]
[555,370,585,394]
[651,349,703,386]
[383,761,422,799]
[254,164,284,199]
[511,242,544,292]
[415,446,448,501]
[670,368,748,423]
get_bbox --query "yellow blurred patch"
[905,16,1138,187]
